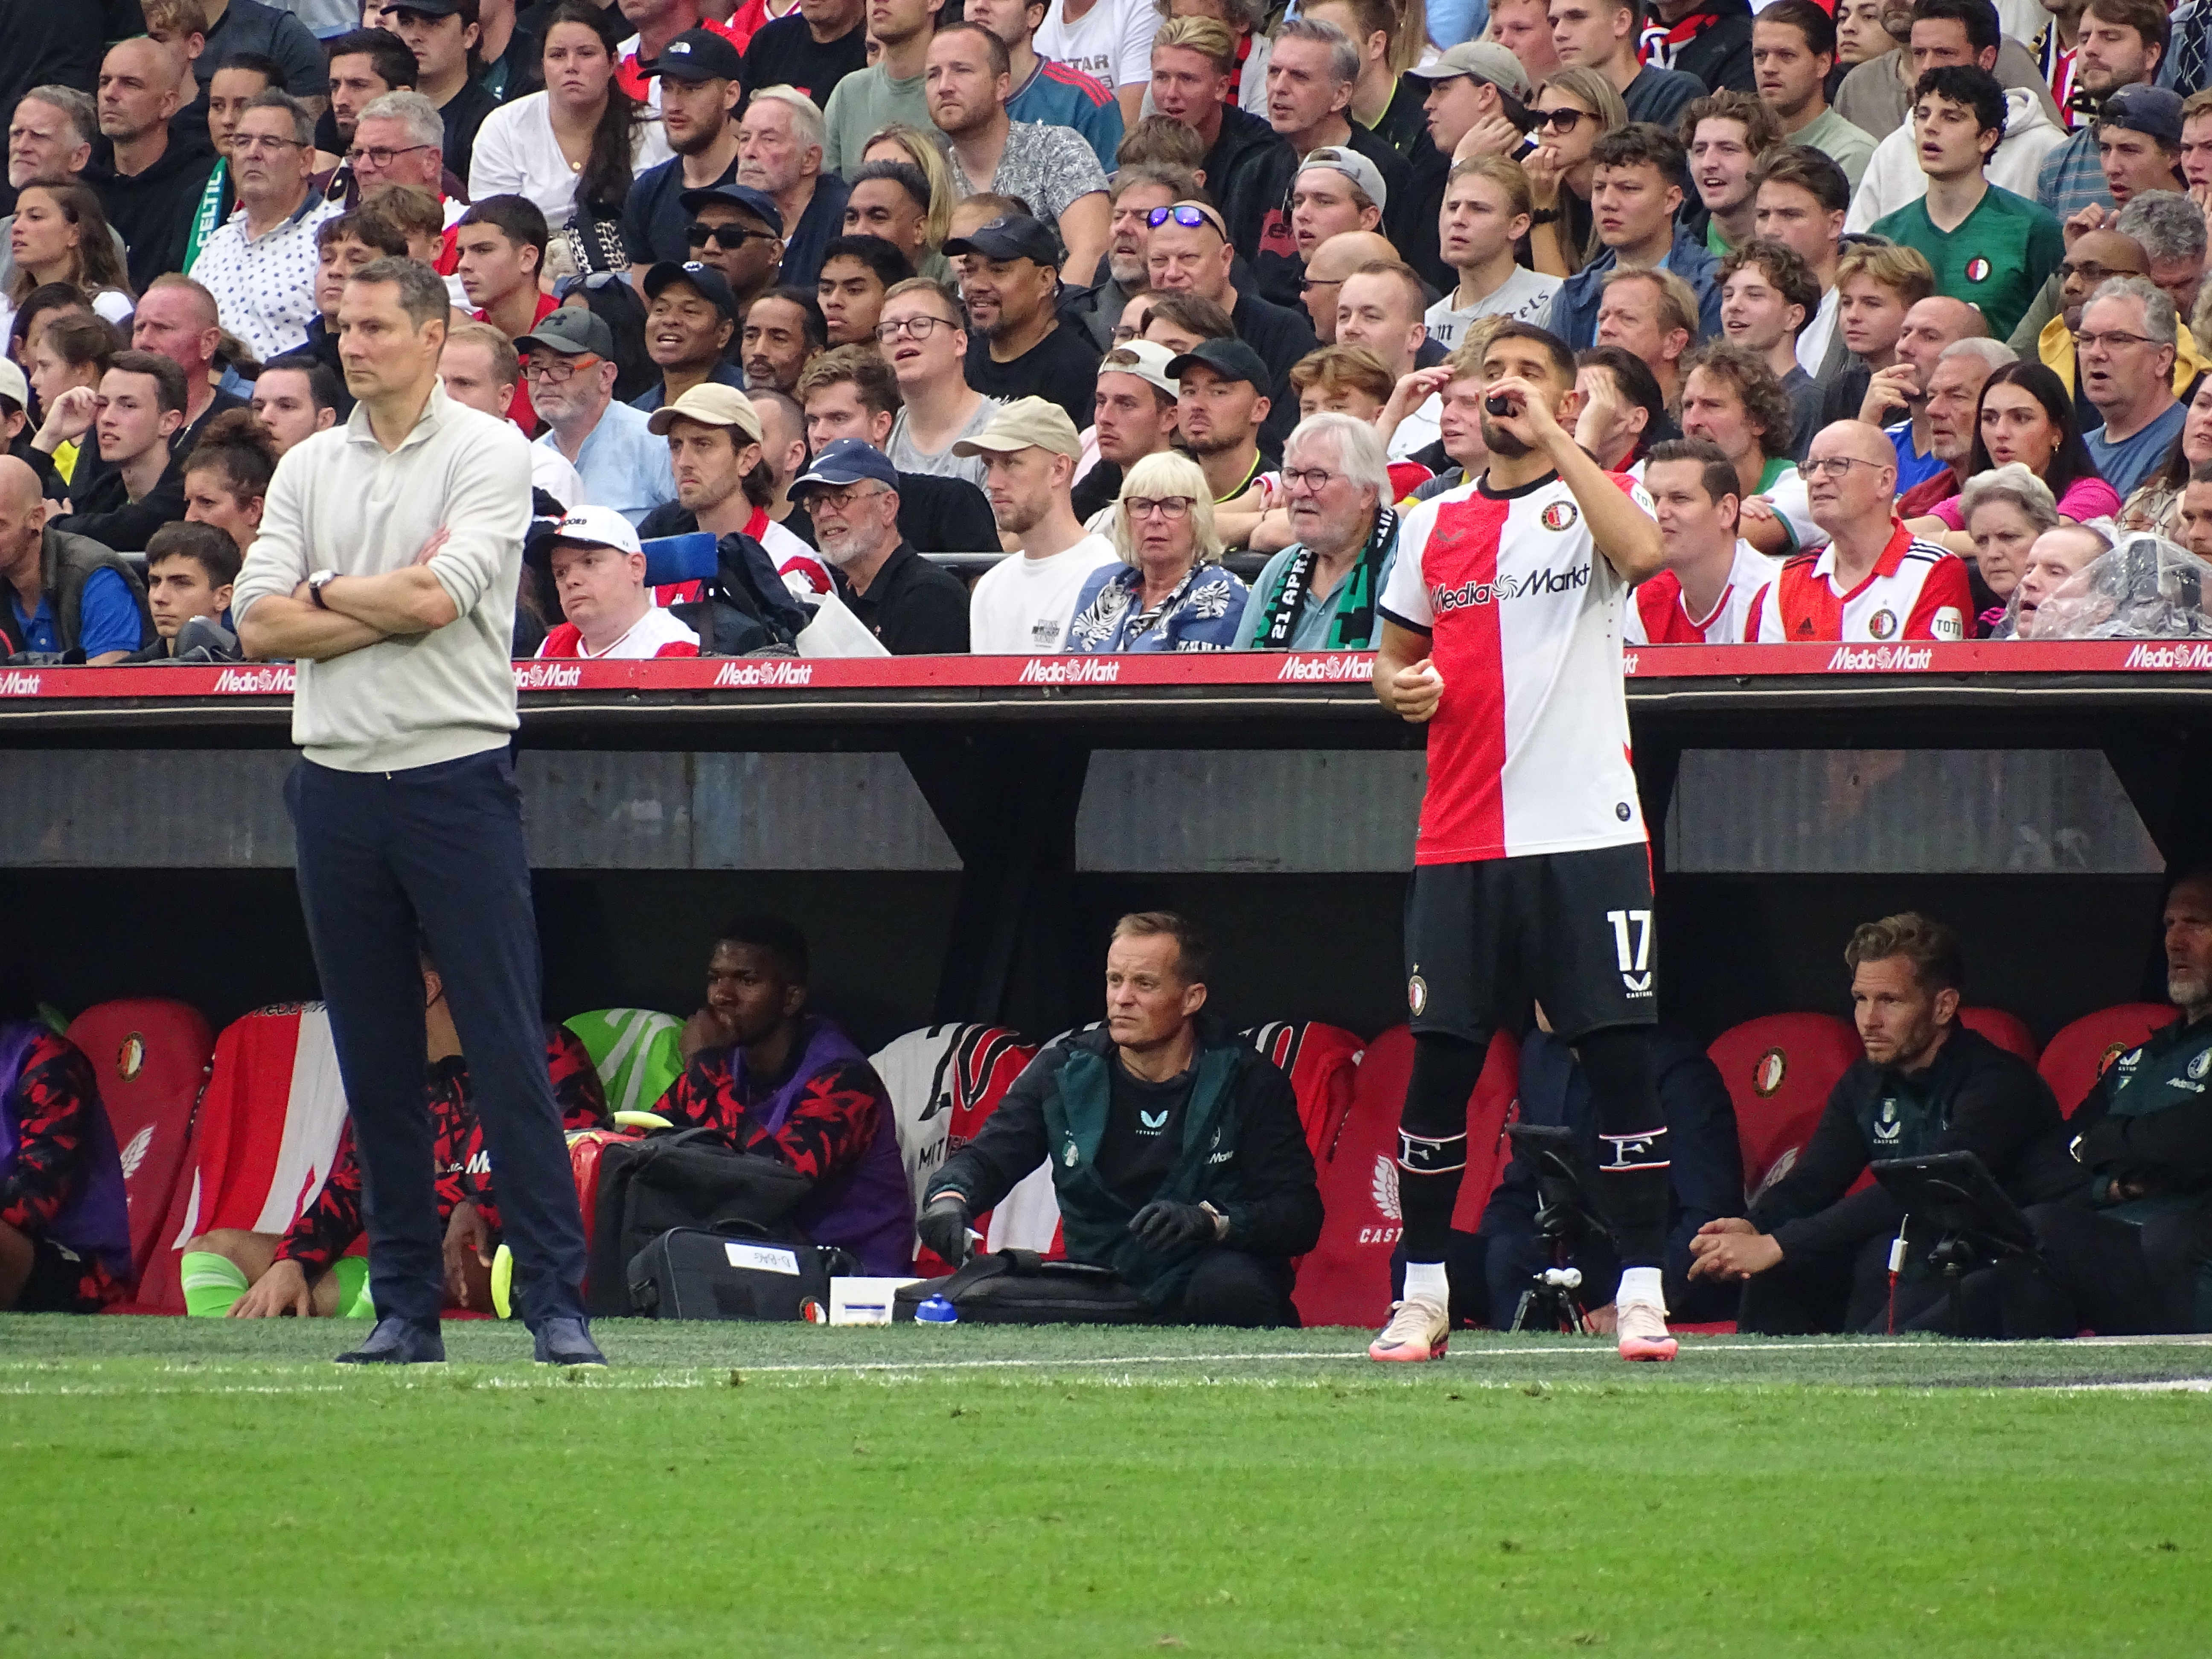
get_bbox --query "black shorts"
[15,1234,107,1314]
[1403,843,1658,1044]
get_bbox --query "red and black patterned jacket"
[652,1046,888,1184]
[275,1025,608,1275]
[0,1031,125,1310]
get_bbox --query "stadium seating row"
[64,997,2178,1324]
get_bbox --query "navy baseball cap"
[788,438,899,499]
[1166,336,1272,391]
[2100,84,2183,147]
[643,259,739,320]
[515,304,614,359]
[943,214,1060,266]
[678,181,785,237]
[645,26,745,82]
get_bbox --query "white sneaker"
[1616,1299,1678,1362]
[1368,1296,1449,1362]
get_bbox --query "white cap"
[1097,338,1179,397]
[550,503,642,557]
[0,354,25,412]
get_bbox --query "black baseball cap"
[645,27,745,83]
[644,259,739,320]
[677,181,784,237]
[515,305,615,359]
[942,214,1059,267]
[1166,336,1271,391]
[387,0,464,15]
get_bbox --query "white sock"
[1617,1266,1665,1309]
[1404,1260,1450,1308]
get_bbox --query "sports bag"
[626,1227,853,1321]
[585,1129,815,1315]
[892,1249,1154,1325]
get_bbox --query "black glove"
[1129,1199,1217,1252]
[916,1194,972,1264]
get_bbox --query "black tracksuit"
[1742,1026,2083,1334]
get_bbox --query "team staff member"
[0,985,131,1314]
[1688,912,2081,1334]
[231,257,601,1368]
[650,916,913,1276]
[1369,320,1676,1365]
[918,913,1324,1327]
[181,947,610,1318]
[1982,870,2212,1336]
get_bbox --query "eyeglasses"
[2073,329,2159,352]
[2059,261,2142,285]
[231,134,306,154]
[344,142,434,170]
[687,221,775,250]
[1125,496,1193,519]
[1280,467,1341,493]
[1534,107,1593,132]
[520,354,599,383]
[812,483,888,512]
[1147,204,1225,238]
[1298,276,1345,294]
[1801,455,1887,478]
[874,315,954,343]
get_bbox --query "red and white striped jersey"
[1625,539,1778,644]
[1379,471,1651,865]
[1749,522,1971,643]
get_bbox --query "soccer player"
[1368,320,1676,1365]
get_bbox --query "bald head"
[1896,296,1986,398]
[0,455,42,513]
[1307,232,1400,284]
[98,38,182,146]
[1810,419,1894,466]
[0,455,47,573]
[2063,230,2148,329]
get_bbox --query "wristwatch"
[307,569,338,609]
[1528,209,1562,227]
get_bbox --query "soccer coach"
[232,257,600,1367]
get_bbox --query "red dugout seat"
[64,999,213,1291]
[1706,1013,1861,1200]
[1244,1020,1365,1163]
[2038,1003,2180,1117]
[1958,1007,2039,1065]
[133,1004,352,1313]
[1292,1024,1517,1330]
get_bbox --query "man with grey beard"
[1065,166,1189,351]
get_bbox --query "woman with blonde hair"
[1064,451,1250,651]
[1525,66,1625,278]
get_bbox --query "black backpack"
[583,1129,815,1316]
[893,1250,1155,1325]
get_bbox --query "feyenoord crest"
[1965,256,1991,283]
[2191,1048,2212,1082]
[1867,608,1898,640]
[1754,1047,1787,1097]
[115,1032,146,1082]
[1407,973,1428,1016]
[1540,501,1579,532]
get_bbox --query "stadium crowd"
[8,0,2212,663]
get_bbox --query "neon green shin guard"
[179,1252,250,1317]
[331,1255,375,1319]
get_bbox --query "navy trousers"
[286,750,587,1326]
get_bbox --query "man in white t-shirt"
[1426,155,1563,351]
[533,505,702,660]
[1627,437,1778,644]
[1033,0,1155,128]
[957,395,1118,652]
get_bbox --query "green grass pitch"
[5,1318,2211,1657]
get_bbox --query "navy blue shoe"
[533,1316,606,1367]
[334,1316,445,1365]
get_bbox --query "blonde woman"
[1064,451,1250,651]
[1524,66,1625,277]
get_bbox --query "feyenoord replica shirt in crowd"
[1624,539,1779,644]
[1749,521,1971,643]
[1378,471,1652,865]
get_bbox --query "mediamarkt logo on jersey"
[212,665,297,694]
[513,663,582,690]
[1018,658,1121,684]
[1432,562,1591,613]
[1275,653,1375,681]
[1826,644,1935,672]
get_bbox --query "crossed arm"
[239,529,460,662]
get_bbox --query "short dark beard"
[1480,416,1529,457]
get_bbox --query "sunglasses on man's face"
[687,221,773,250]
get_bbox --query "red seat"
[1245,1020,1366,1164]
[1958,1006,2039,1065]
[1292,1024,1517,1330]
[2038,1003,2180,1118]
[871,1024,1050,1275]
[64,998,213,1291]
[134,1004,352,1313]
[1706,1013,1861,1199]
